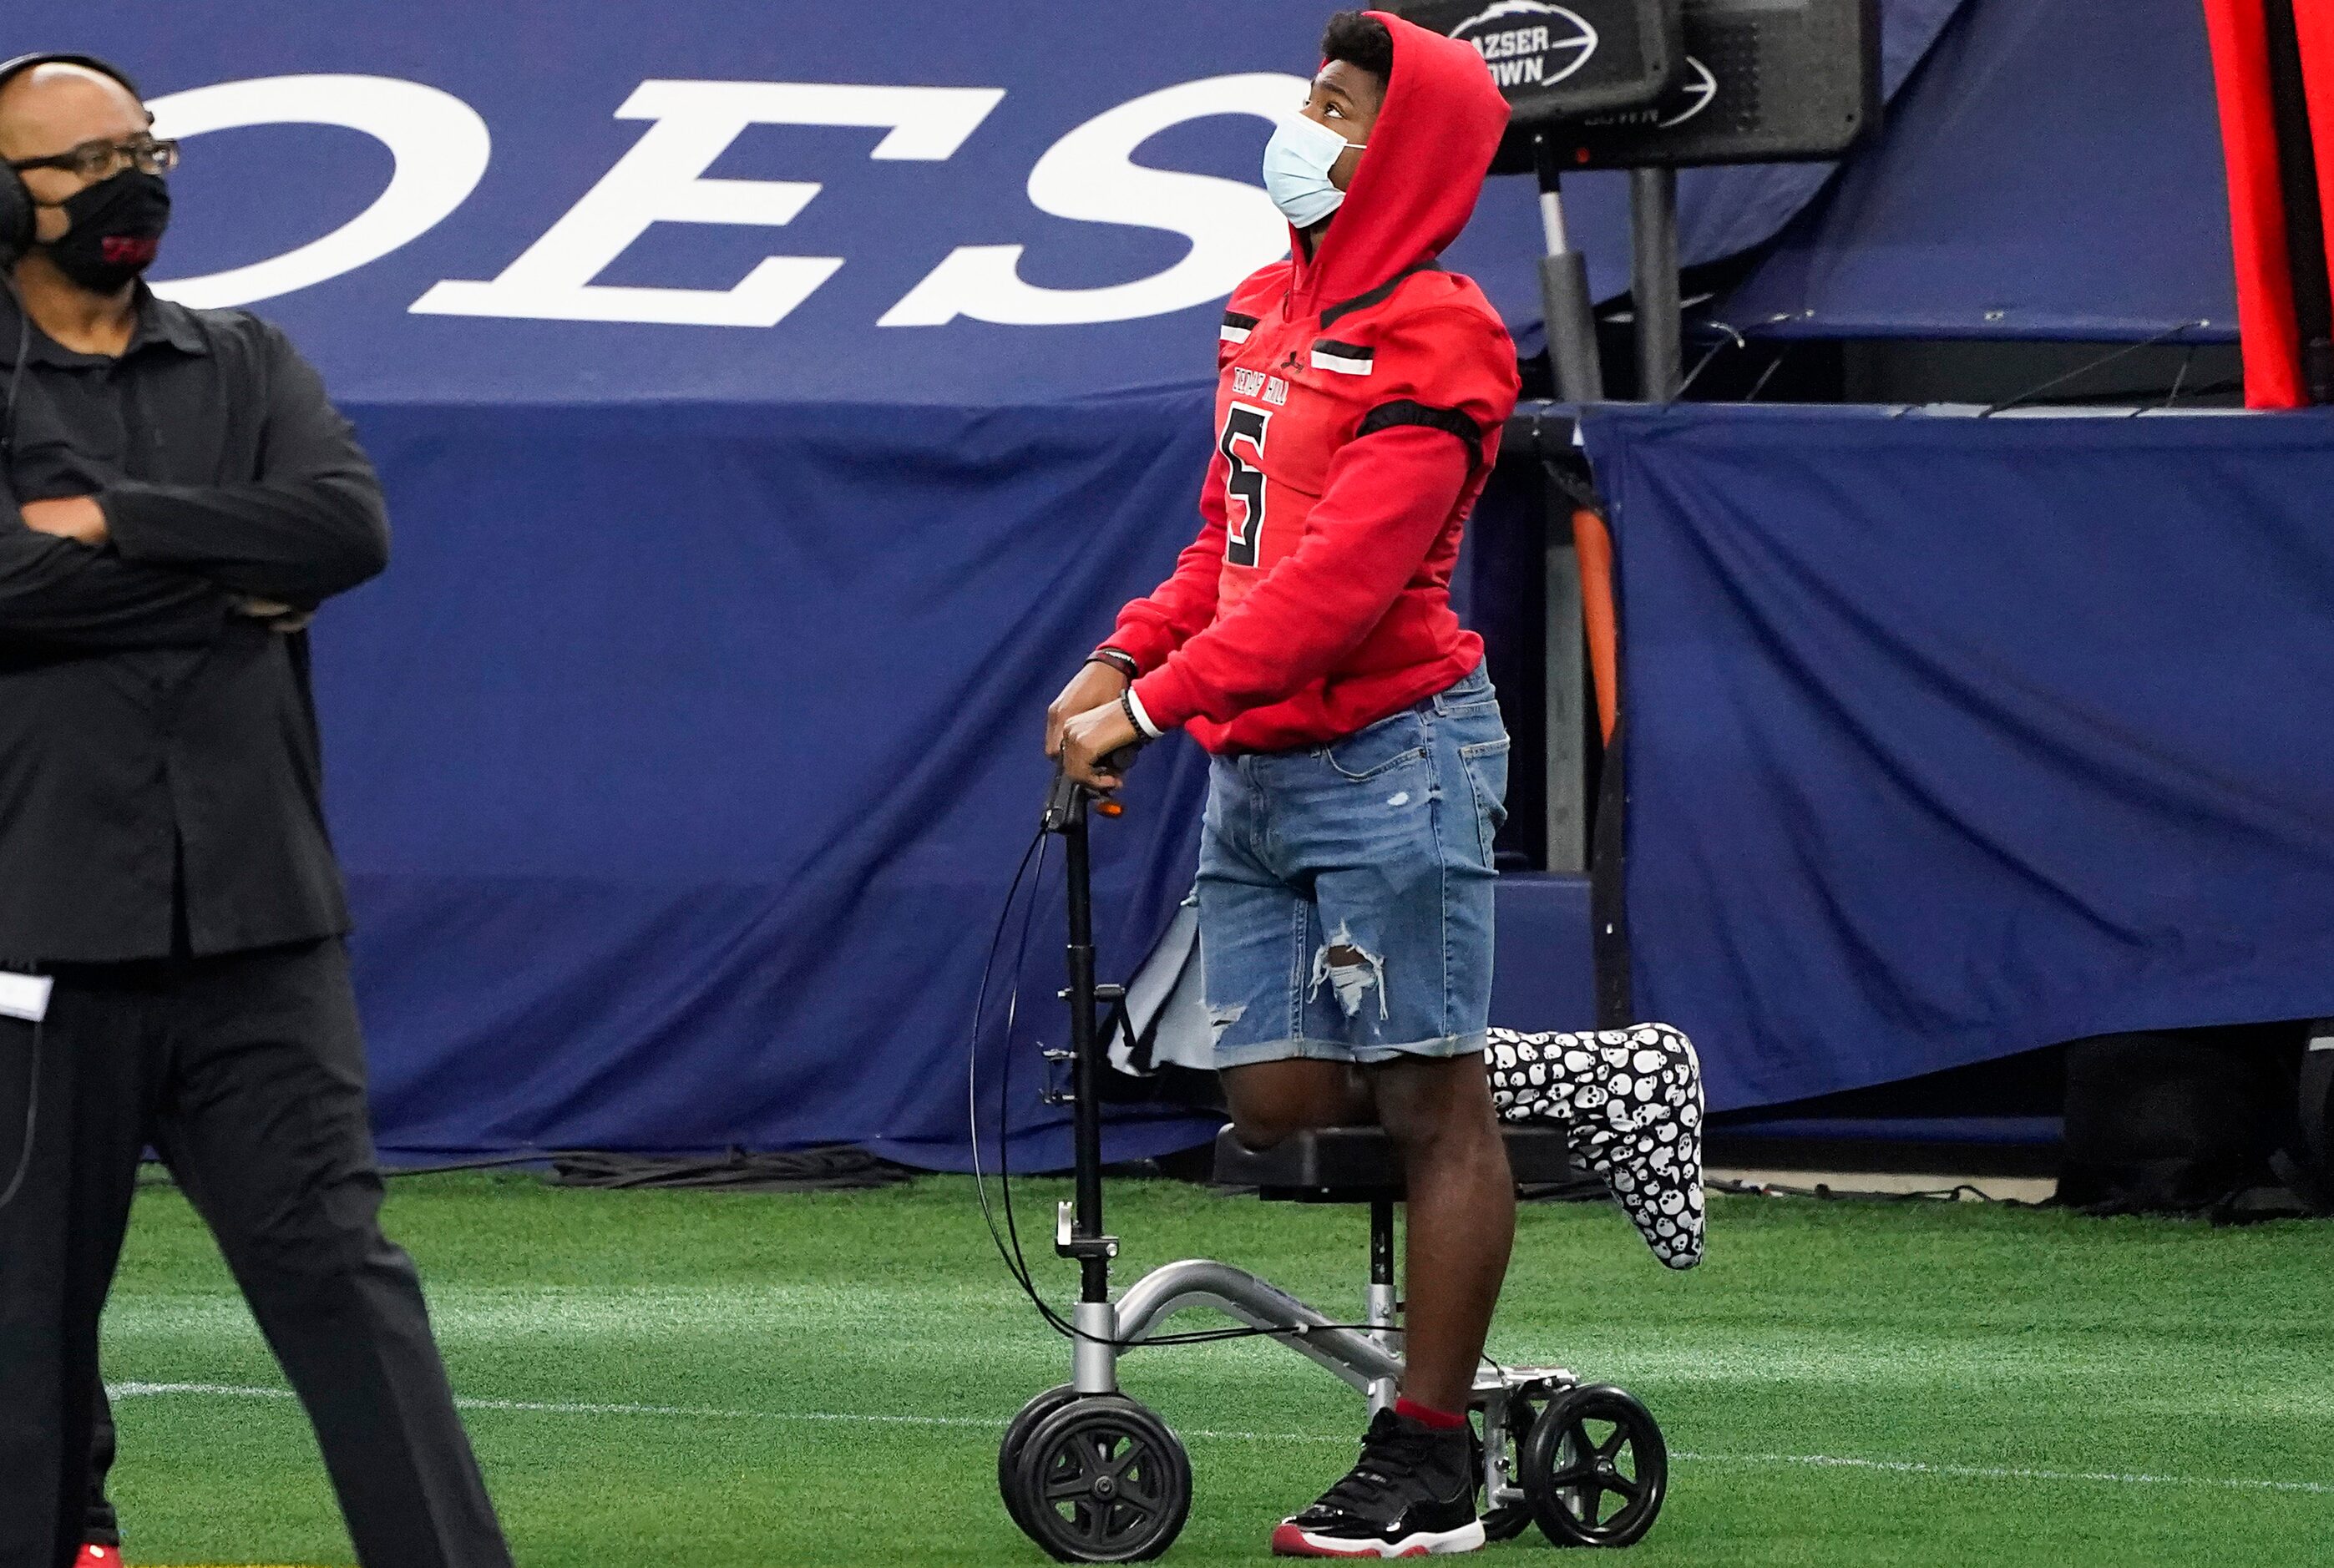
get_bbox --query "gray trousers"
[0,939,512,1568]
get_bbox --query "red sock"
[1395,1396,1467,1430]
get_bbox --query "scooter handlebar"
[1042,745,1146,832]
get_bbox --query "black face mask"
[38,169,170,294]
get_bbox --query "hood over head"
[1289,9,1511,313]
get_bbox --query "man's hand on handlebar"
[1046,660,1128,758]
[1056,701,1143,793]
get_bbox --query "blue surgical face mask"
[1262,111,1363,230]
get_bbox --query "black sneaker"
[1271,1408,1485,1558]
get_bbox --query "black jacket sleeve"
[101,321,391,606]
[0,466,231,650]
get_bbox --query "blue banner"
[60,0,1967,390]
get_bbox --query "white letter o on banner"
[148,75,491,310]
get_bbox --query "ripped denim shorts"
[1197,662,1508,1070]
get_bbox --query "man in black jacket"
[0,53,513,1568]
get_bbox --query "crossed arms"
[1,324,388,651]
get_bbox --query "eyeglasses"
[7,134,180,182]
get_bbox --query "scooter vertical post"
[1043,767,1123,1395]
[1061,792,1111,1305]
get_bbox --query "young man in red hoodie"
[1051,11,1521,1556]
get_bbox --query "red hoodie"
[1109,11,1519,756]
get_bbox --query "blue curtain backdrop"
[1581,405,2334,1113]
[49,0,1940,1164]
[327,397,1222,1166]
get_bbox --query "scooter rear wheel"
[1007,1394,1192,1562]
[1000,1385,1084,1535]
[1521,1384,1668,1547]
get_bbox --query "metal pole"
[1629,165,1682,401]
[1535,136,1604,403]
[1366,1198,1400,1416]
[1543,488,1586,873]
[1532,134,1596,871]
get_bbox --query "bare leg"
[1372,1055,1514,1414]
[1222,1058,1375,1148]
[1224,1050,1515,1415]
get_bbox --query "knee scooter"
[995,768,1668,1562]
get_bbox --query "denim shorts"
[1197,662,1509,1069]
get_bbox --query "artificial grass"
[100,1172,2333,1567]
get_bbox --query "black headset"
[0,53,145,270]
[1,53,144,459]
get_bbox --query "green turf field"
[99,1171,2330,1567]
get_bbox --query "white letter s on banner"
[879,73,1302,328]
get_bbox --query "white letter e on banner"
[413,82,1001,327]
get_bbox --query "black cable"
[1674,321,1744,401]
[986,830,1051,1302]
[1743,347,1789,403]
[976,827,1337,1347]
[970,822,1324,1346]
[2137,345,2200,416]
[2,275,28,463]
[968,812,1507,1360]
[144,1152,618,1185]
[386,1154,563,1177]
[970,827,1049,1294]
[1707,1176,2040,1208]
[1673,313,1798,402]
[1979,321,2214,417]
[1538,456,1601,516]
[2026,378,2240,407]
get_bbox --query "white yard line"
[109,1381,2333,1497]
[107,1382,1325,1444]
[1668,1449,2334,1498]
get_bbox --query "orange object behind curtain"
[1574,508,1618,744]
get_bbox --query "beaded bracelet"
[1119,688,1149,742]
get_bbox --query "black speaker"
[1547,0,1881,169]
[2058,1024,2303,1215]
[1381,2,1683,143]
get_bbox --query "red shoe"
[78,1546,124,1567]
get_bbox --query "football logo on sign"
[1579,53,1719,133]
[1662,57,1719,129]
[1451,1,1600,92]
